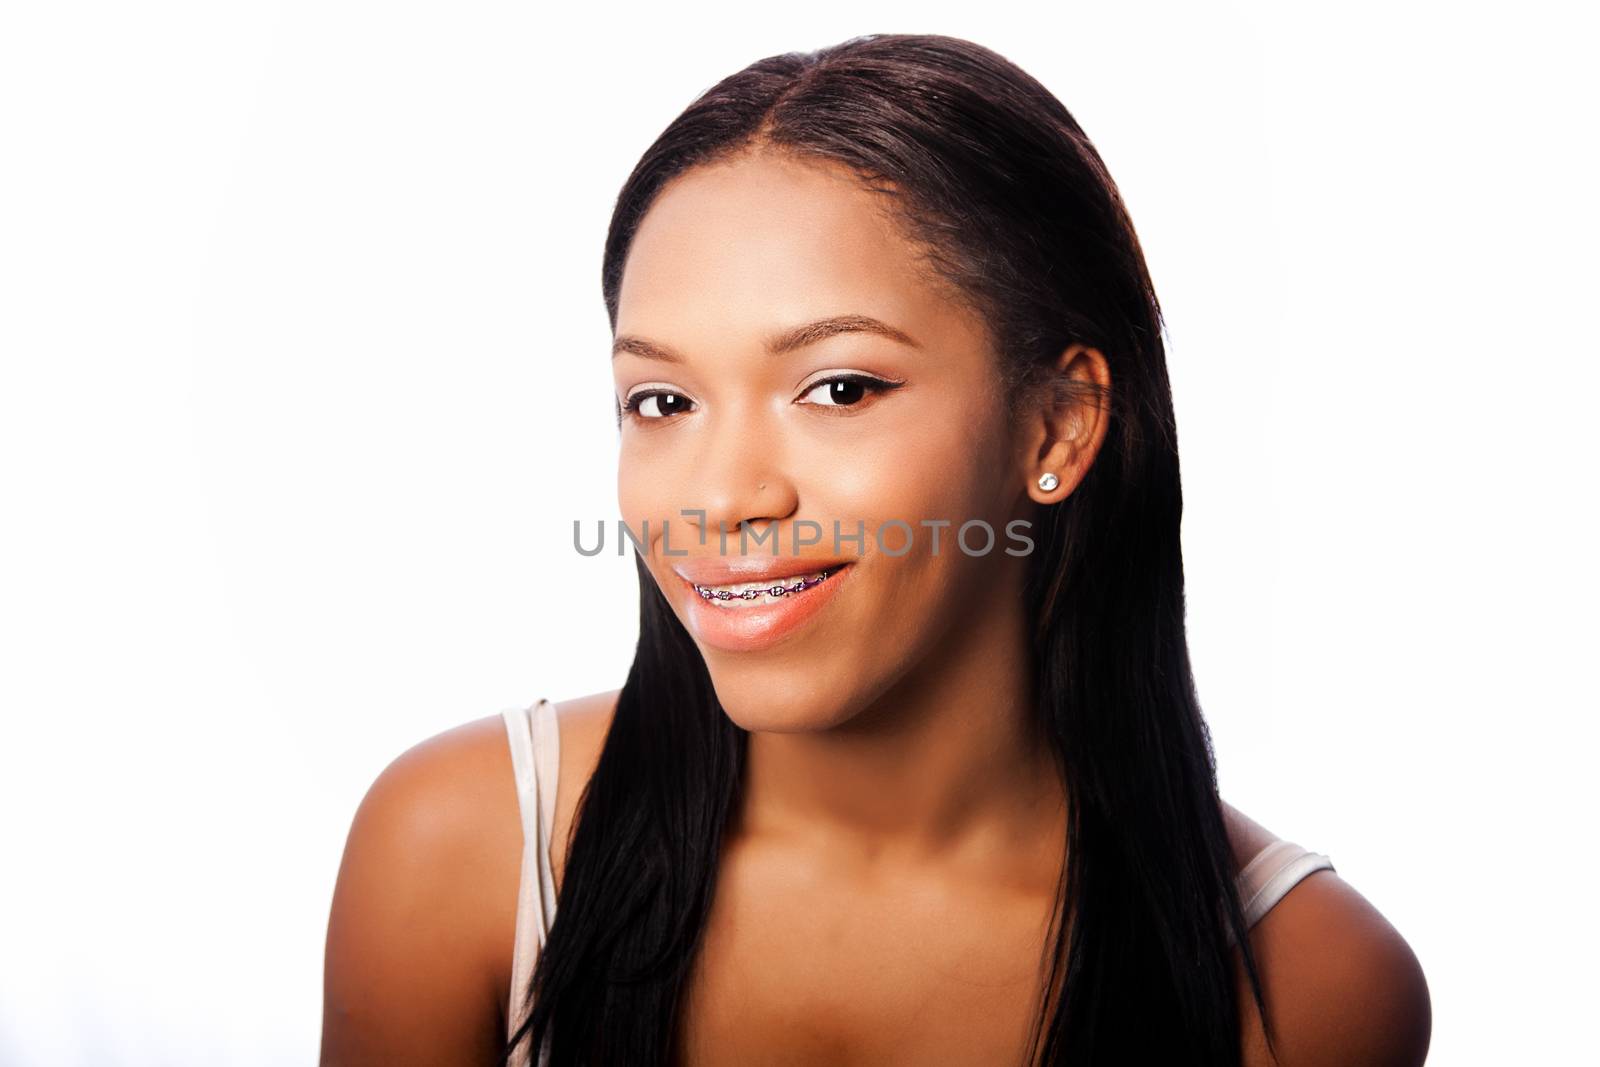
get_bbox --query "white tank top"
[499,699,1334,1066]
[502,699,559,1067]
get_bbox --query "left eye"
[797,374,903,409]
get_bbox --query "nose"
[689,475,796,552]
[683,414,796,551]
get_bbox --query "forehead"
[615,151,964,341]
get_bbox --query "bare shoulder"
[1222,799,1282,872]
[549,687,622,894]
[1222,803,1432,1067]
[321,713,522,1066]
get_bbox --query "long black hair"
[506,32,1274,1066]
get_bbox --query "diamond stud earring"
[1037,472,1060,491]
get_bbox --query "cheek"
[823,437,1008,612]
[616,459,648,523]
[830,414,1008,532]
[616,441,677,525]
[820,374,1009,518]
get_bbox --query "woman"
[322,33,1430,1067]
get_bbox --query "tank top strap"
[1230,837,1336,942]
[500,698,560,1067]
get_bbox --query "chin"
[702,661,861,734]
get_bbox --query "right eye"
[620,389,696,421]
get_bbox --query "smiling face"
[612,148,1042,732]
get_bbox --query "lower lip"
[680,564,854,653]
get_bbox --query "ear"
[1017,343,1112,505]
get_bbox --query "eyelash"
[618,373,904,423]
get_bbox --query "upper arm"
[320,715,522,1066]
[1236,868,1432,1067]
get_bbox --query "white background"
[2,2,1594,1063]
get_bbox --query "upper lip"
[671,555,852,587]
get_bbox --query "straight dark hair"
[506,32,1274,1066]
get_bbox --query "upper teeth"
[695,569,833,599]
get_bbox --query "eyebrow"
[611,314,920,363]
